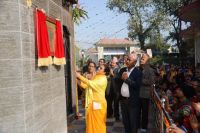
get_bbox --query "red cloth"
[35,9,52,66]
[53,20,66,65]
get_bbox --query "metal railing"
[151,84,174,133]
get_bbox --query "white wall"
[97,47,104,60]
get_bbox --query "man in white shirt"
[117,52,143,133]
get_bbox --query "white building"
[95,38,140,61]
[85,47,99,64]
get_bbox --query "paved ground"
[67,110,125,133]
[67,101,157,133]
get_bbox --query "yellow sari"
[79,73,107,133]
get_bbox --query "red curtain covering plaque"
[35,9,53,67]
[53,20,66,65]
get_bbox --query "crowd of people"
[154,63,200,133]
[75,51,200,133]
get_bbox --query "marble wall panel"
[50,65,65,78]
[22,60,31,85]
[0,113,25,133]
[21,33,31,59]
[0,1,70,132]
[25,111,34,133]
[32,0,48,14]
[32,82,51,108]
[0,2,20,31]
[0,77,22,88]
[24,89,33,113]
[50,77,65,100]
[0,87,23,117]
[0,32,21,59]
[51,0,62,6]
[33,103,52,132]
[0,60,22,78]
[20,5,30,33]
[49,0,62,19]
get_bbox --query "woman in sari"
[76,64,108,133]
[81,62,96,108]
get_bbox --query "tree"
[107,0,167,50]
[62,0,88,24]
[146,29,170,55]
[153,0,191,57]
[72,4,88,24]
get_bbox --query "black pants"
[139,97,150,129]
[106,88,120,119]
[120,99,140,133]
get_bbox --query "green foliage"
[107,0,168,50]
[149,55,180,65]
[146,43,170,55]
[78,55,90,68]
[149,55,163,64]
[153,0,191,16]
[146,29,170,54]
[152,0,191,50]
[72,5,88,24]
[75,47,90,68]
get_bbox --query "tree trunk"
[139,35,145,50]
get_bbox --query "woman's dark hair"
[104,65,110,76]
[99,58,105,63]
[86,58,92,65]
[180,84,196,99]
[88,61,96,68]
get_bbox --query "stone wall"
[0,0,75,132]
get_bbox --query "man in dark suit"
[139,53,155,133]
[117,52,143,133]
[106,57,120,121]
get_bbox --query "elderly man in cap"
[117,52,143,133]
[106,56,121,121]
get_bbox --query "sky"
[75,0,129,49]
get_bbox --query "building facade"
[96,38,139,61]
[179,0,200,66]
[85,47,98,64]
[0,0,77,132]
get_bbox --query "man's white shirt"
[121,67,135,97]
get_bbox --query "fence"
[151,84,174,133]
